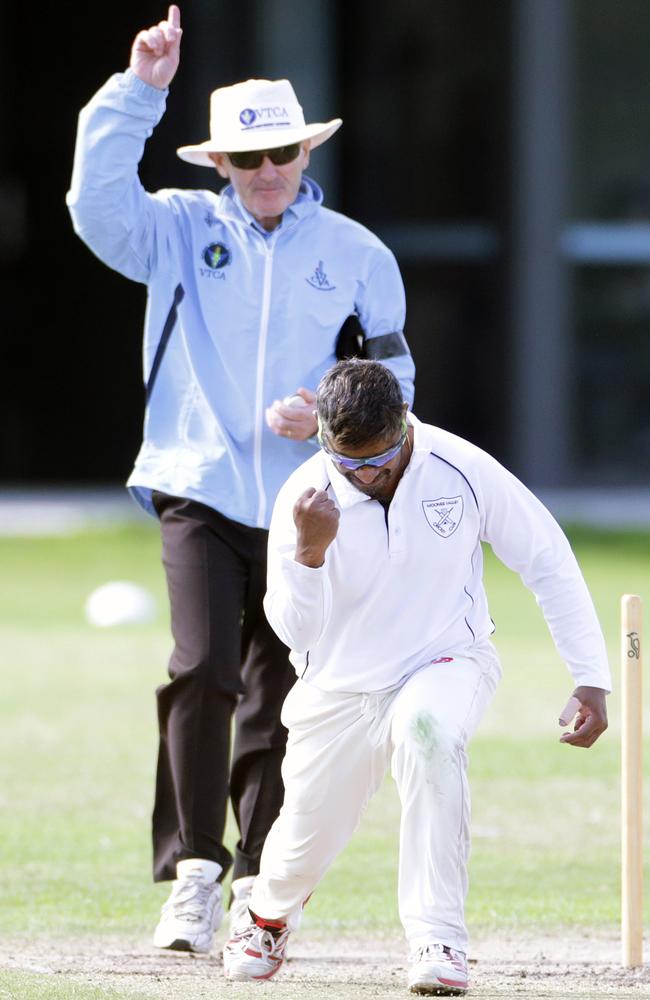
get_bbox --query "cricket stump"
[621,594,643,967]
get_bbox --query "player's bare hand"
[293,487,339,567]
[265,388,317,441]
[559,686,608,748]
[130,5,182,90]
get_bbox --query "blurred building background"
[1,0,649,493]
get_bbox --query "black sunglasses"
[225,143,302,171]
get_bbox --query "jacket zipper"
[253,234,277,527]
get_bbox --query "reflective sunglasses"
[318,420,408,471]
[225,143,302,170]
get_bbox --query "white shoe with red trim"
[223,913,290,981]
[408,942,468,995]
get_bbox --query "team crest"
[422,497,464,538]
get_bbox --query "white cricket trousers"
[249,641,501,953]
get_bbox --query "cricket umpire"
[222,359,610,994]
[67,6,415,953]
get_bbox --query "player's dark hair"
[316,359,404,447]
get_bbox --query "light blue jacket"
[67,70,415,528]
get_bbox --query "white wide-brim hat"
[177,78,342,167]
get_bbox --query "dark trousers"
[151,492,296,883]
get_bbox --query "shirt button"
[394,528,401,535]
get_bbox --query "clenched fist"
[130,5,183,90]
[294,488,340,567]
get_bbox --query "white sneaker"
[223,914,290,981]
[229,875,256,933]
[408,943,468,995]
[153,859,223,954]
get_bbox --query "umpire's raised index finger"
[169,5,181,29]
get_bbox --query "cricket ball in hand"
[283,394,310,408]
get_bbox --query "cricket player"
[222,359,610,995]
[67,6,414,954]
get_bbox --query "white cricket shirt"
[264,414,611,694]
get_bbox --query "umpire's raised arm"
[66,7,183,282]
[130,5,183,90]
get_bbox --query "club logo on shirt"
[306,260,336,291]
[422,496,464,538]
[200,242,232,278]
[202,242,231,269]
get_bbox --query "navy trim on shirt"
[428,450,480,640]
[428,451,479,511]
[145,283,185,403]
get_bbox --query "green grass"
[0,971,154,1000]
[0,523,648,942]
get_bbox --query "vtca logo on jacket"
[200,242,232,279]
[306,260,336,291]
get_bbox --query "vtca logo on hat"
[202,242,232,269]
[239,105,290,130]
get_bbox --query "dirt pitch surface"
[1,932,649,999]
